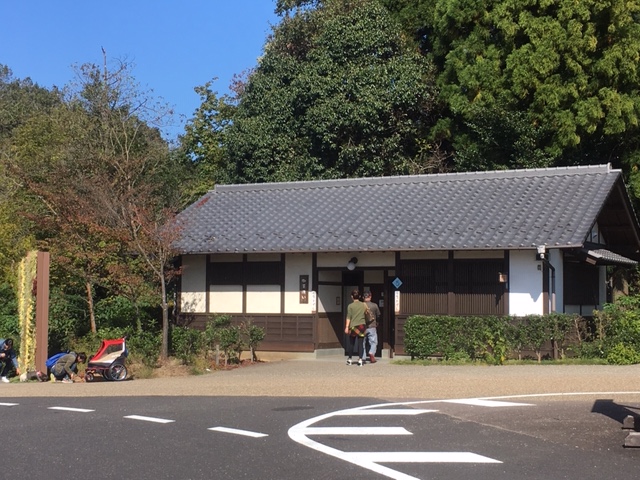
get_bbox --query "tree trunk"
[86,281,97,333]
[160,266,169,359]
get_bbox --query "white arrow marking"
[48,407,94,413]
[444,399,533,407]
[356,452,501,463]
[336,409,438,416]
[208,426,268,438]
[300,427,411,435]
[289,400,508,480]
[124,415,175,424]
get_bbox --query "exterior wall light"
[536,245,546,261]
[347,257,358,271]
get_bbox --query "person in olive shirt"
[344,289,366,366]
[50,351,87,383]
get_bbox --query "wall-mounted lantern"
[347,257,358,271]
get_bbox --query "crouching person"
[51,352,87,383]
[0,338,19,383]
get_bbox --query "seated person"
[50,351,87,383]
[0,338,19,383]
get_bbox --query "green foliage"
[588,296,640,364]
[521,315,549,362]
[171,326,205,364]
[404,313,581,364]
[243,320,266,362]
[223,0,439,183]
[203,315,266,365]
[125,330,161,367]
[606,343,640,365]
[385,0,640,172]
[0,282,18,338]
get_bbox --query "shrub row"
[404,313,580,364]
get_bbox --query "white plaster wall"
[284,254,313,314]
[209,285,243,313]
[180,255,207,313]
[508,250,543,315]
[318,284,342,313]
[246,285,281,313]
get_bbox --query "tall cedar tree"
[382,0,640,180]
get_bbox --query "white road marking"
[336,409,438,416]
[444,399,533,407]
[48,407,94,413]
[208,426,268,438]
[356,452,502,463]
[124,415,175,424]
[300,427,411,435]
[289,400,516,480]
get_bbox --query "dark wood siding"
[401,260,448,314]
[564,263,599,305]
[454,260,505,315]
[178,313,316,352]
[209,261,282,285]
[398,258,505,316]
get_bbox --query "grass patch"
[392,357,611,366]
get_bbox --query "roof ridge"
[213,164,615,193]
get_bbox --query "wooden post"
[35,252,50,373]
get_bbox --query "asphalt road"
[3,395,640,480]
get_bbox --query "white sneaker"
[1,376,9,383]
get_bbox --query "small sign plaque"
[300,275,309,304]
[392,277,403,289]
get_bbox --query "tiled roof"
[174,164,635,255]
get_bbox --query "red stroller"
[84,337,128,382]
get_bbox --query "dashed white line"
[124,415,175,424]
[0,402,18,407]
[208,426,268,438]
[48,407,95,413]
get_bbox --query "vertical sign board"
[35,251,50,374]
[299,275,309,304]
[394,290,400,314]
[310,291,317,313]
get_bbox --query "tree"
[5,57,185,358]
[69,58,184,359]
[390,0,640,172]
[222,0,440,183]
[179,80,236,196]
[0,66,62,282]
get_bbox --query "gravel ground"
[2,357,640,401]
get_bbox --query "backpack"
[45,352,68,369]
[364,303,374,325]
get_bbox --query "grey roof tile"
[174,164,636,255]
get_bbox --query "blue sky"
[0,1,279,141]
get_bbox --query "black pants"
[345,334,364,359]
[0,358,13,377]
